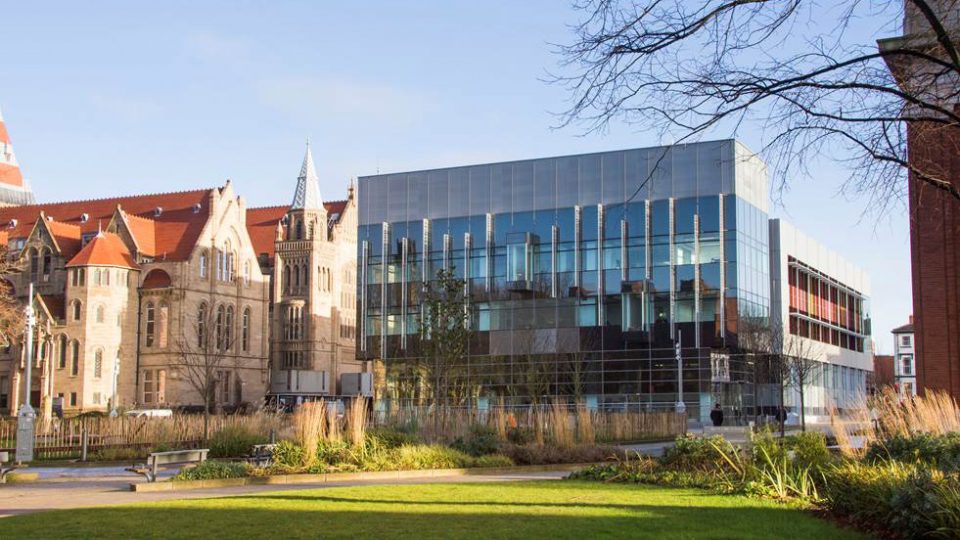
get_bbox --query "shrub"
[208,425,267,458]
[507,427,534,445]
[172,461,252,481]
[368,427,421,449]
[393,445,474,470]
[451,425,499,457]
[822,460,956,538]
[661,434,733,472]
[866,432,960,471]
[784,431,832,471]
[271,440,306,468]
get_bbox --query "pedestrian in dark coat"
[710,403,724,427]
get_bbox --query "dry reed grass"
[292,401,326,466]
[346,397,368,447]
[575,402,596,444]
[829,388,960,456]
[548,401,574,448]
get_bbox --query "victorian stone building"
[0,141,362,417]
[246,145,361,403]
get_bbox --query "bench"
[246,444,277,468]
[0,451,22,483]
[126,449,209,482]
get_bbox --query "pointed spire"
[0,104,25,189]
[291,140,323,210]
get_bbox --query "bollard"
[80,429,88,462]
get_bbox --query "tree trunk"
[799,382,806,432]
[779,379,786,438]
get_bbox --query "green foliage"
[368,427,422,449]
[822,460,951,538]
[271,440,306,468]
[783,431,832,471]
[506,427,534,445]
[172,461,252,481]
[866,432,960,471]
[208,426,268,458]
[452,425,499,457]
[661,434,735,472]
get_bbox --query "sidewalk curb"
[130,463,590,493]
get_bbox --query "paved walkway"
[0,470,568,518]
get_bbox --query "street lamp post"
[675,329,686,415]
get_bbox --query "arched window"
[216,249,224,281]
[96,304,105,324]
[224,306,234,351]
[293,265,300,289]
[227,252,236,282]
[41,249,51,282]
[295,219,303,240]
[199,250,208,279]
[70,340,80,376]
[197,303,208,348]
[104,269,110,286]
[78,268,85,286]
[72,300,82,321]
[283,265,291,293]
[145,302,155,347]
[241,307,251,352]
[93,349,103,379]
[58,335,67,369]
[94,269,101,286]
[215,305,225,350]
[243,261,251,286]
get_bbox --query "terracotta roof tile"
[246,205,287,262]
[0,189,211,261]
[43,219,82,257]
[66,232,139,269]
[245,200,349,263]
[122,211,157,256]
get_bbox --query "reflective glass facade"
[358,140,774,419]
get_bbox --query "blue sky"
[1,0,910,352]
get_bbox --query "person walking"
[710,403,724,427]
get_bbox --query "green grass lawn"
[0,481,862,539]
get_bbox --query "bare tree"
[783,335,824,432]
[554,1,960,212]
[738,315,791,436]
[175,303,238,439]
[0,248,25,346]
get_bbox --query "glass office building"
[357,140,779,420]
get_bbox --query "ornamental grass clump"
[346,397,368,448]
[575,402,595,445]
[549,401,574,448]
[292,401,326,467]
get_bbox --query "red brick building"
[880,2,960,398]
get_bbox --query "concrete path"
[0,470,568,518]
